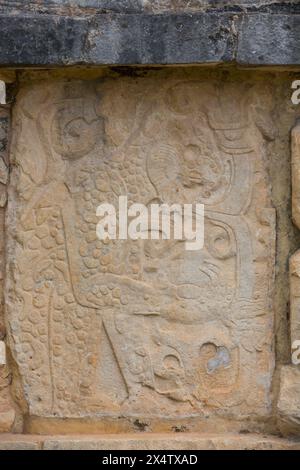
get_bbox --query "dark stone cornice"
[0,7,299,66]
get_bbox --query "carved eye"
[163,354,182,372]
[51,104,101,159]
[207,222,236,260]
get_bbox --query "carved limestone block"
[6,78,276,426]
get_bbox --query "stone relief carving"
[0,105,15,432]
[290,122,300,350]
[0,109,8,207]
[280,199,300,436]
[5,78,275,420]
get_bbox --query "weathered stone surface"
[0,359,15,433]
[0,432,299,450]
[0,341,5,365]
[0,105,9,211]
[292,121,300,231]
[277,366,300,434]
[0,0,297,15]
[0,408,15,434]
[5,71,276,430]
[0,82,5,105]
[0,104,13,433]
[0,434,41,450]
[0,9,299,66]
[0,13,238,66]
[290,252,300,349]
[42,433,300,450]
[290,121,300,361]
[237,13,300,65]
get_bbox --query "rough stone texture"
[0,105,14,434]
[237,14,300,66]
[292,121,300,231]
[0,1,297,15]
[0,7,300,66]
[285,122,300,434]
[290,122,300,349]
[42,433,300,450]
[0,13,240,66]
[277,366,300,435]
[0,435,41,450]
[5,68,279,432]
[0,341,5,365]
[0,82,5,105]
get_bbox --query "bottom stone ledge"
[0,433,300,450]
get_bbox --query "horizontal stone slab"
[0,435,41,450]
[0,433,300,450]
[0,11,299,66]
[238,13,300,65]
[42,434,300,450]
